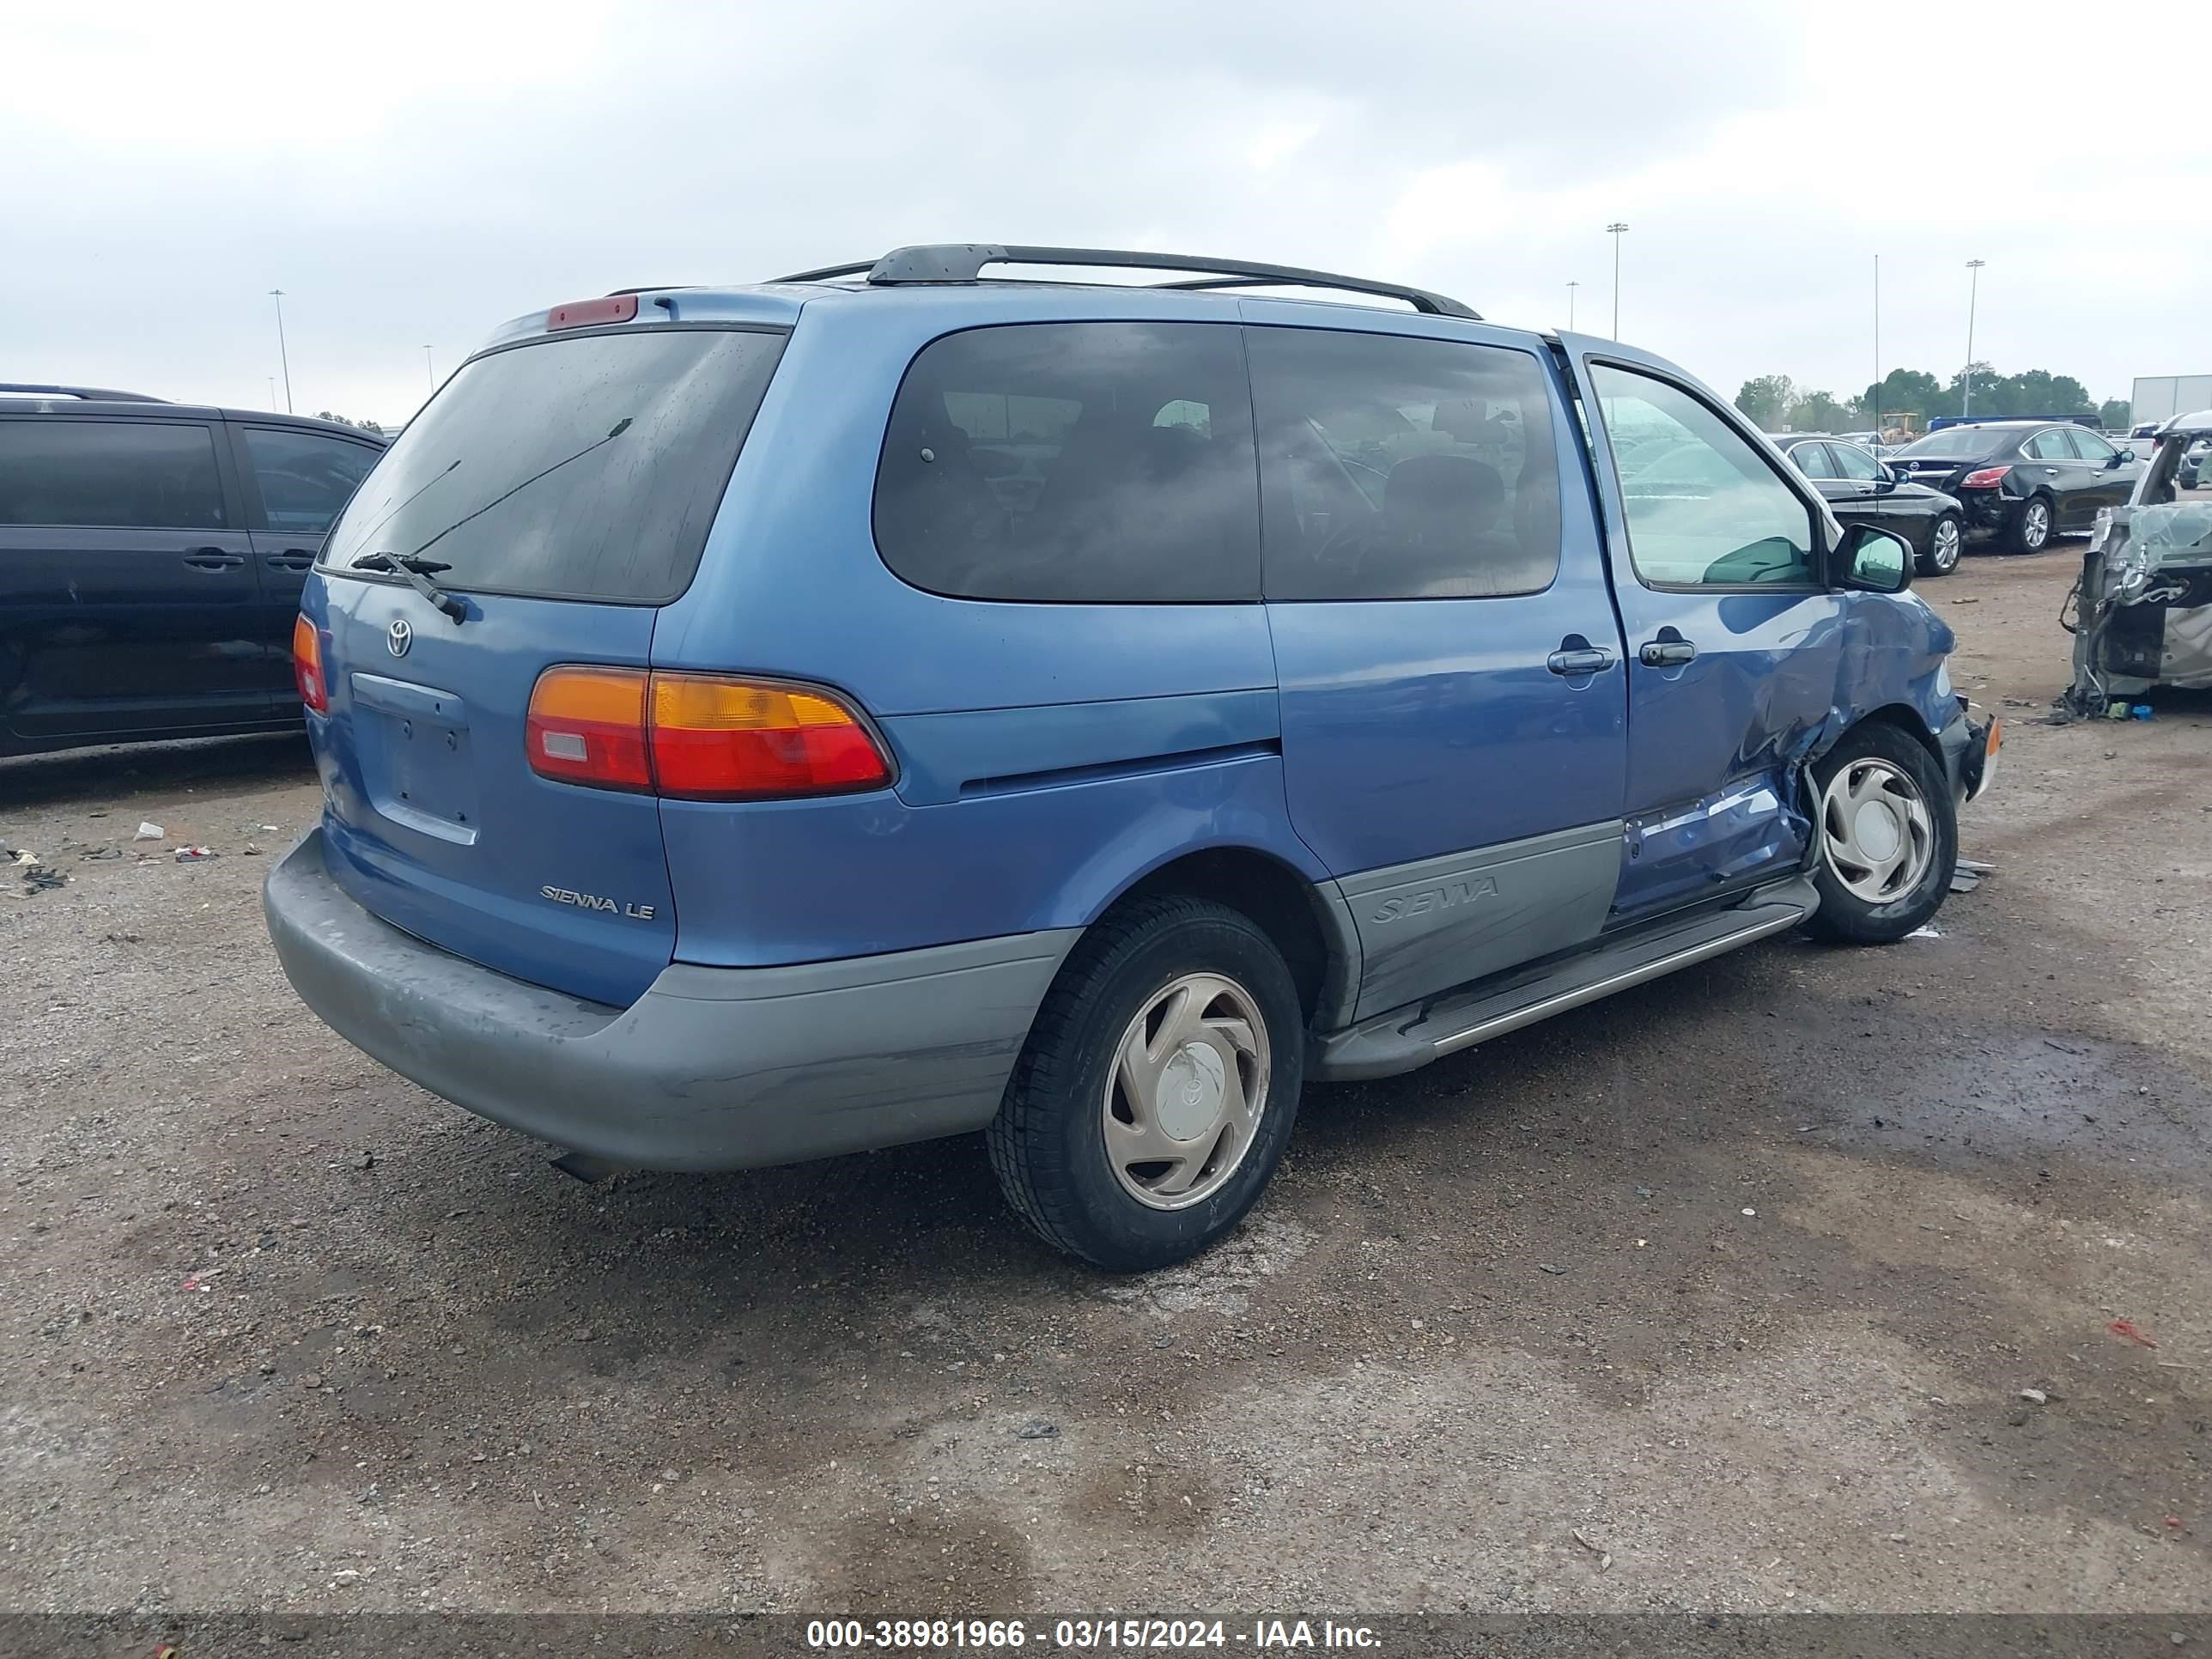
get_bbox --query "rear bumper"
[1958,489,2012,537]
[264,827,1076,1170]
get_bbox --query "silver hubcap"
[1821,758,1935,904]
[2023,502,2049,547]
[1932,519,1960,568]
[1104,973,1270,1211]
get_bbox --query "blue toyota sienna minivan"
[265,245,1998,1271]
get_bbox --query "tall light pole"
[422,345,435,391]
[1606,223,1629,338]
[267,376,277,411]
[1566,280,1579,331]
[1872,253,1881,441]
[268,289,293,413]
[1962,259,1985,416]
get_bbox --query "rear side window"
[322,326,787,603]
[241,427,380,534]
[0,420,227,529]
[873,322,1261,603]
[1828,443,1884,482]
[1246,328,1562,600]
[1788,442,1836,479]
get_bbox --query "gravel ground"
[1,542,2205,1617]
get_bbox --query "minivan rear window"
[320,325,787,604]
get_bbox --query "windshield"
[321,325,786,603]
[1898,427,2019,459]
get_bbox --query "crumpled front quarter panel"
[1830,590,1958,743]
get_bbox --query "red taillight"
[546,294,639,331]
[526,668,892,801]
[526,666,653,792]
[649,674,892,799]
[1961,465,2011,489]
[292,615,328,714]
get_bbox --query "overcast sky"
[6,1,2202,425]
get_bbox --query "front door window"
[1590,365,1819,587]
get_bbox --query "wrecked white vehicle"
[2066,409,2212,709]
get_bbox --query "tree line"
[1735,367,2130,435]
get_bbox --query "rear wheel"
[1917,513,1963,576]
[1803,722,1956,945]
[987,896,1304,1272]
[2007,495,2054,555]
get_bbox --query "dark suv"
[1890,417,2142,554]
[0,386,386,757]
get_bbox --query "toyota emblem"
[386,618,413,658]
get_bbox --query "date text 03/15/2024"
[805,1620,1382,1650]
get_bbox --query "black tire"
[1803,721,1957,945]
[1917,513,1963,577]
[2006,494,2055,555]
[987,896,1304,1272]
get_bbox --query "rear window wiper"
[402,416,634,565]
[349,551,467,623]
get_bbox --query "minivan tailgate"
[310,578,674,1007]
[298,317,789,1007]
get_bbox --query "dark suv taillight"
[292,616,328,714]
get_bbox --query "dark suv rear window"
[872,322,1261,603]
[321,325,786,603]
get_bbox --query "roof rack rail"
[0,382,167,403]
[772,261,878,284]
[772,245,1480,319]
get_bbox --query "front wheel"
[1802,722,1957,945]
[2007,495,2054,555]
[1917,513,1963,576]
[987,896,1304,1272]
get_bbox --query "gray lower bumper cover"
[264,828,1078,1170]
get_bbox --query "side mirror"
[1837,522,1913,593]
[1886,461,1911,483]
[2115,449,2135,466]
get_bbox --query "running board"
[1312,876,1818,1082]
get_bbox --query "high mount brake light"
[546,295,639,331]
[525,668,892,800]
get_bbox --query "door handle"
[2042,467,2061,476]
[182,548,246,569]
[1547,646,1615,676]
[1639,639,1698,667]
[264,551,316,571]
